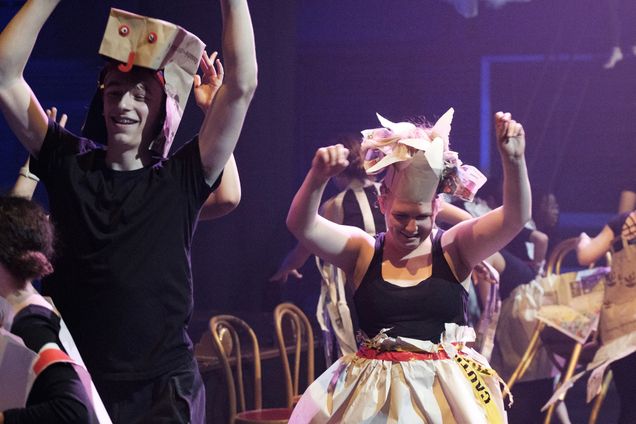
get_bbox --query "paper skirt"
[289,323,509,424]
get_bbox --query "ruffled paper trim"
[358,323,477,353]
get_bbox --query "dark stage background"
[1,0,635,336]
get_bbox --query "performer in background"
[0,195,95,424]
[603,0,636,69]
[575,209,636,424]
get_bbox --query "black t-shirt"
[3,305,90,424]
[30,121,218,381]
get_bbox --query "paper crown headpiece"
[361,108,486,203]
[84,8,206,158]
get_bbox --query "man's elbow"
[236,79,257,102]
[222,192,241,215]
[201,193,241,221]
[227,71,258,101]
[212,201,238,219]
[243,69,258,94]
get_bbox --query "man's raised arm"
[198,0,257,186]
[0,0,60,156]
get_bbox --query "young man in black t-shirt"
[0,1,257,422]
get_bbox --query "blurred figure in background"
[0,195,95,423]
[576,208,636,424]
[532,190,560,255]
[471,182,569,423]
[603,0,636,69]
[618,188,636,213]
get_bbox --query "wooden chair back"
[209,315,262,422]
[273,302,315,408]
[209,314,294,424]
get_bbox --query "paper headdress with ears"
[361,108,486,203]
[89,8,206,158]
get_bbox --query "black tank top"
[353,230,468,343]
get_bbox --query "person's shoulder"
[45,120,102,154]
[10,304,61,350]
[13,303,58,324]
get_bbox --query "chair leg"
[507,321,545,390]
[543,342,583,424]
[588,370,613,424]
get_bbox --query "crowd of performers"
[0,1,635,424]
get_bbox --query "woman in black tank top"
[286,110,531,424]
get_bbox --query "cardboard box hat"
[96,8,205,157]
[361,108,486,203]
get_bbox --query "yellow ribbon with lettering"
[454,355,506,424]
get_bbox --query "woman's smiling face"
[381,195,437,252]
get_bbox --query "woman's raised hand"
[494,111,525,160]
[311,144,350,180]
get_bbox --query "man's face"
[102,67,165,150]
